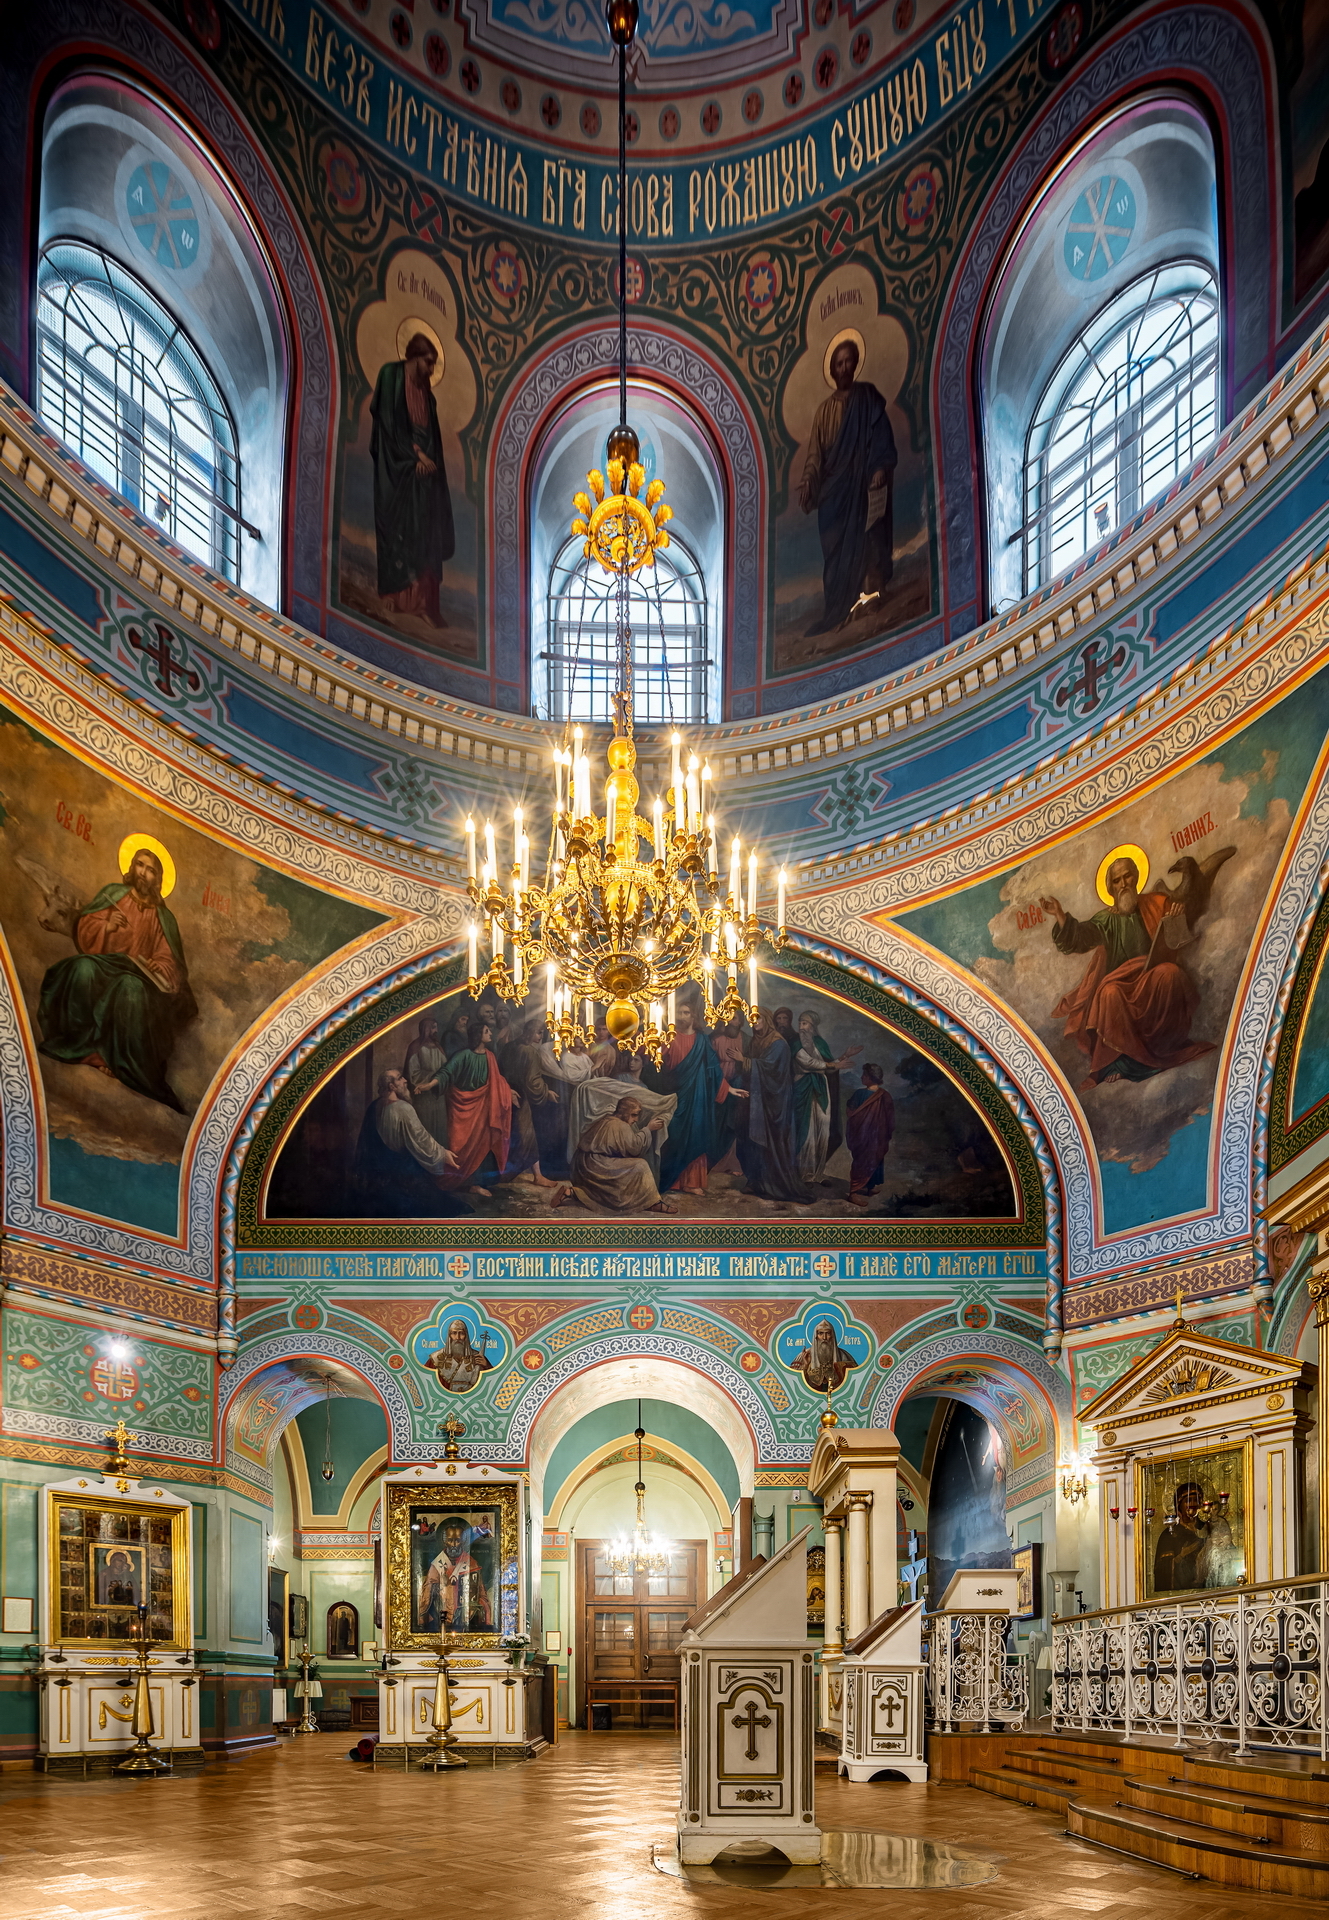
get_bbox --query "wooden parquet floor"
[1,1733,1328,1919]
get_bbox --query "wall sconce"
[1060,1457,1091,1504]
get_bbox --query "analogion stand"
[373,1444,546,1764]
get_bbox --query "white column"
[823,1517,843,1652]
[846,1494,871,1639]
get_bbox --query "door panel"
[577,1541,703,1727]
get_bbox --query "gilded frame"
[46,1492,191,1648]
[1133,1438,1255,1602]
[385,1482,520,1651]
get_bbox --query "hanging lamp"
[608,1401,673,1576]
[462,0,786,1065]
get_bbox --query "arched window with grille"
[1020,264,1219,592]
[36,241,242,582]
[543,534,711,726]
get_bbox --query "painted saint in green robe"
[370,334,455,630]
[37,847,197,1110]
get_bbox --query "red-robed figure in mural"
[1040,850,1232,1092]
[437,1012,513,1186]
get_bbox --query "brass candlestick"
[292,1643,321,1735]
[115,1604,171,1774]
[418,1634,467,1770]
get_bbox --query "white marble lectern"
[677,1530,821,1866]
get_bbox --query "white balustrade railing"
[1052,1575,1329,1758]
[925,1612,1029,1732]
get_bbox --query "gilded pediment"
[1079,1326,1311,1431]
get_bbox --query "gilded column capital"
[1309,1270,1329,1327]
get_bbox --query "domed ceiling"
[326,0,945,151]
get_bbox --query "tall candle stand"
[292,1642,322,1735]
[115,1603,171,1774]
[418,1633,467,1770]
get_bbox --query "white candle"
[546,963,556,1013]
[685,755,700,833]
[747,851,757,921]
[512,943,523,988]
[728,838,741,912]
[707,814,717,875]
[652,795,664,857]
[584,999,593,1032]
[554,750,564,815]
[572,727,584,817]
[578,754,591,822]
[671,732,683,831]
[492,915,502,961]
[512,806,523,876]
[748,957,758,1011]
[666,990,676,1027]
[464,815,476,879]
[777,867,787,929]
[468,923,478,979]
[703,957,714,1007]
[484,819,496,875]
[725,920,737,978]
[519,833,530,890]
[650,1000,662,1032]
[605,779,617,850]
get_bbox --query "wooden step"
[970,1765,1074,1812]
[1067,1795,1329,1895]
[1121,1772,1329,1850]
[1005,1748,1131,1785]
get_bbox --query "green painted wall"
[543,1398,740,1511]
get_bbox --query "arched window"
[980,98,1222,613]
[37,242,242,581]
[543,535,710,725]
[1021,264,1218,591]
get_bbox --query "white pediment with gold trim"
[1079,1326,1312,1435]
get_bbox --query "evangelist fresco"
[897,674,1329,1225]
[775,259,931,674]
[265,975,1016,1224]
[0,704,385,1229]
[338,250,479,659]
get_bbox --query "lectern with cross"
[835,1597,928,1782]
[675,1528,821,1866]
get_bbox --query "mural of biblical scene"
[0,704,385,1231]
[773,259,930,676]
[1291,0,1329,303]
[897,674,1329,1226]
[337,250,479,659]
[264,976,1016,1223]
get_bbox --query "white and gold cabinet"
[37,1468,199,1771]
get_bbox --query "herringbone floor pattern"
[0,1734,1325,1918]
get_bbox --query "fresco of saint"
[799,336,897,637]
[1040,844,1234,1091]
[36,840,196,1111]
[370,333,455,630]
[424,1319,494,1392]
[790,1318,858,1393]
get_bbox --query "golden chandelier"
[463,0,785,1063]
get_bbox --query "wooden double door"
[576,1539,703,1728]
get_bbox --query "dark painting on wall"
[1291,0,1329,303]
[264,974,1017,1225]
[773,258,931,677]
[337,250,479,660]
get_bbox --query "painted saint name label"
[225,0,1048,246]
[1171,811,1215,852]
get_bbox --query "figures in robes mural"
[799,335,897,637]
[37,839,196,1111]
[268,982,1017,1222]
[370,332,455,630]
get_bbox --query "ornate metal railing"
[925,1612,1029,1732]
[1052,1576,1329,1757]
